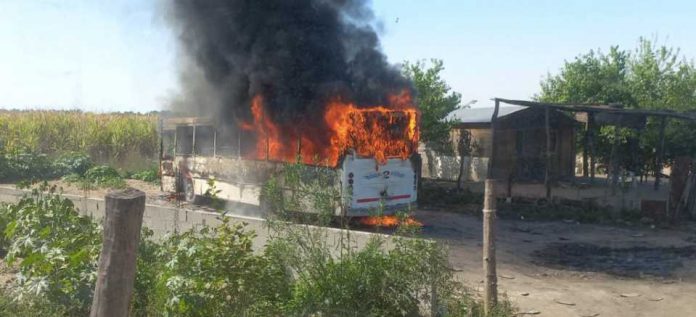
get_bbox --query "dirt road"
[417,209,696,317]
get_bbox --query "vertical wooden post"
[582,113,590,178]
[655,117,667,190]
[483,179,498,315]
[487,100,500,177]
[588,113,596,183]
[544,106,552,200]
[483,99,500,315]
[610,117,623,193]
[90,189,146,317]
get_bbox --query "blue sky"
[1,0,695,112]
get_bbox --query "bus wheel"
[183,177,196,203]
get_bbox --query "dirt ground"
[416,209,696,317]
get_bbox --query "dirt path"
[416,209,696,317]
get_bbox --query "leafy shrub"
[130,228,164,317]
[3,185,101,315]
[0,290,67,317]
[0,183,515,317]
[129,167,160,184]
[65,165,126,189]
[151,218,290,316]
[0,152,57,182]
[53,152,93,176]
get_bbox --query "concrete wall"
[0,186,395,252]
[419,150,489,182]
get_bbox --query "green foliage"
[0,152,58,182]
[0,151,93,183]
[129,166,160,185]
[130,227,164,317]
[151,218,289,316]
[261,162,341,225]
[0,182,515,317]
[53,152,93,177]
[3,184,101,315]
[403,59,462,154]
[0,290,67,317]
[538,37,696,169]
[65,165,126,190]
[203,178,224,211]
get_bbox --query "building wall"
[421,125,575,183]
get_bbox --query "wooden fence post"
[90,188,146,317]
[483,99,500,316]
[483,179,498,315]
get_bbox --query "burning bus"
[160,92,421,217]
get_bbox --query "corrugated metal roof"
[449,105,527,123]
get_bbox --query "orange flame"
[239,90,419,166]
[359,215,423,228]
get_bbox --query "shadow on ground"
[533,242,696,278]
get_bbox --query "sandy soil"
[416,209,696,317]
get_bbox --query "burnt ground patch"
[533,243,696,278]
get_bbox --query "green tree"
[537,38,696,173]
[403,59,462,154]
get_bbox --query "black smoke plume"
[165,0,412,125]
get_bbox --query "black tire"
[183,177,196,203]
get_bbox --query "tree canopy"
[403,59,462,154]
[537,38,696,173]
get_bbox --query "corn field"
[0,110,158,165]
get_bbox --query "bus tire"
[183,177,196,203]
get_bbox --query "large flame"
[240,90,419,166]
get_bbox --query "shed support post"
[582,113,590,178]
[544,106,552,200]
[90,189,145,317]
[655,117,667,190]
[588,113,596,183]
[483,99,500,316]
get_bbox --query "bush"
[129,167,160,184]
[3,185,101,315]
[0,152,57,182]
[65,165,126,189]
[0,290,67,317]
[150,218,290,316]
[0,183,516,317]
[53,152,93,176]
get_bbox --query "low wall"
[419,150,488,182]
[0,186,394,252]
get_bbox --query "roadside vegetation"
[0,177,514,317]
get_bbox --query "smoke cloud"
[165,0,412,126]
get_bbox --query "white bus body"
[160,117,419,217]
